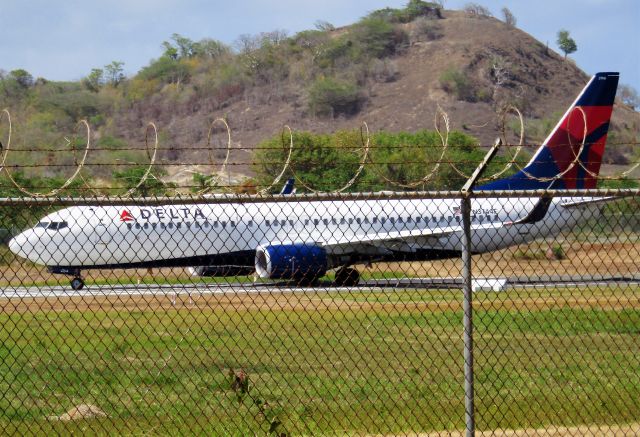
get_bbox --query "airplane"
[8,72,620,291]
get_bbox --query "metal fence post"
[460,192,475,437]
[459,139,501,436]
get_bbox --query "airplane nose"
[8,234,27,259]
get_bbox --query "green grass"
[0,287,638,435]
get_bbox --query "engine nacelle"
[255,243,328,280]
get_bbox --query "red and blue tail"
[481,72,619,190]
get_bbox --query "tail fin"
[481,72,619,190]
[279,178,296,195]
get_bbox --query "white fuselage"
[8,196,597,270]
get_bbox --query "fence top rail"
[0,189,637,206]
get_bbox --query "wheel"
[70,277,84,291]
[334,267,360,287]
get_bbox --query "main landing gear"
[334,267,360,287]
[70,277,85,291]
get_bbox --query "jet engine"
[255,243,327,281]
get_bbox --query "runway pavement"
[1,275,638,300]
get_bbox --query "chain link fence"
[0,190,638,436]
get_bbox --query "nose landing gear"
[47,267,85,291]
[70,277,85,291]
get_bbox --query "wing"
[321,195,554,255]
[321,222,503,254]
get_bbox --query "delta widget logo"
[120,210,134,222]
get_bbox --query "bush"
[411,17,443,42]
[370,59,399,83]
[351,17,404,59]
[464,3,493,17]
[308,77,363,117]
[138,56,193,85]
[440,68,474,101]
[368,1,442,23]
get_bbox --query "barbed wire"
[256,125,293,195]
[1,107,639,197]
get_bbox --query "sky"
[0,0,638,90]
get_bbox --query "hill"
[1,2,638,189]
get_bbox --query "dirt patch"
[47,404,107,421]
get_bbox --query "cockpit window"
[49,221,68,230]
[37,221,68,231]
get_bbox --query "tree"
[196,39,230,59]
[314,20,335,32]
[104,61,125,86]
[619,84,639,110]
[501,7,516,27]
[162,42,179,60]
[83,68,104,92]
[464,3,492,17]
[170,33,198,58]
[9,69,34,88]
[557,29,577,59]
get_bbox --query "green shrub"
[138,56,193,85]
[308,77,362,117]
[352,17,403,59]
[440,68,490,102]
[368,1,442,23]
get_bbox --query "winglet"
[506,196,553,225]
